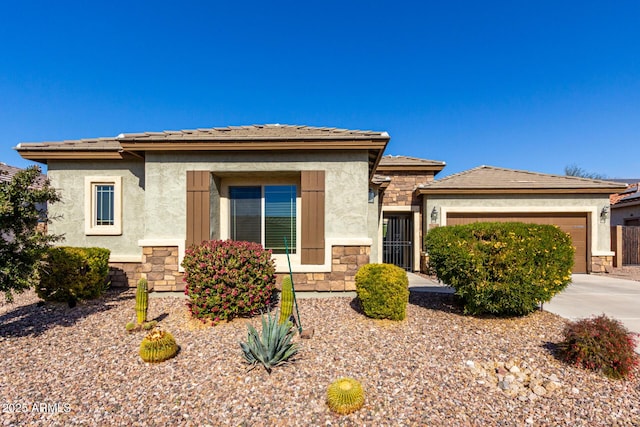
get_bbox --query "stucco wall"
[144,151,369,237]
[143,151,372,272]
[45,152,375,275]
[423,194,614,255]
[47,160,146,260]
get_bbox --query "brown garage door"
[446,212,588,273]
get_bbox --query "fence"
[622,226,640,265]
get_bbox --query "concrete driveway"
[544,274,640,336]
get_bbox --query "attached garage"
[417,166,627,274]
[446,212,588,273]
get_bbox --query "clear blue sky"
[1,1,638,178]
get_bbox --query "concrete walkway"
[407,272,454,293]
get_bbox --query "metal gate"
[622,226,640,265]
[383,214,413,270]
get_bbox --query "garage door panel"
[446,213,588,273]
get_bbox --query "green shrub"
[355,263,409,320]
[556,314,639,380]
[425,222,574,316]
[36,246,110,302]
[181,240,276,325]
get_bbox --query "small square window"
[85,176,122,235]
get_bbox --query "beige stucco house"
[15,124,627,291]
[17,125,392,292]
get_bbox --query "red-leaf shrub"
[556,314,639,380]
[182,240,276,325]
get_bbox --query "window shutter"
[186,171,211,248]
[301,170,325,264]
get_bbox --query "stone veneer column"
[591,256,613,273]
[141,246,184,291]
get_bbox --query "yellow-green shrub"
[355,263,409,320]
[425,222,574,316]
[36,246,110,302]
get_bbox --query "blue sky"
[1,1,638,178]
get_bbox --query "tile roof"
[16,125,389,152]
[117,124,389,141]
[371,174,392,185]
[378,155,446,167]
[0,163,46,187]
[16,138,121,152]
[16,125,390,180]
[612,183,640,206]
[416,165,627,193]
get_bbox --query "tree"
[0,166,61,302]
[564,164,607,180]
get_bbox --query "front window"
[95,184,115,226]
[229,185,296,254]
[84,176,122,235]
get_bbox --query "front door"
[383,214,413,271]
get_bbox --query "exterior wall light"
[600,206,609,223]
[430,206,438,223]
[368,188,375,203]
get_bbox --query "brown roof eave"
[16,150,125,164]
[119,140,388,151]
[376,165,446,173]
[118,135,390,142]
[612,198,640,208]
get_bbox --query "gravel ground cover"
[1,289,639,426]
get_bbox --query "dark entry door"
[383,214,413,270]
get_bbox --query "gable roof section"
[15,124,390,178]
[415,165,627,195]
[376,155,446,173]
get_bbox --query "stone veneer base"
[277,245,370,292]
[110,244,370,293]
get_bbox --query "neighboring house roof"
[611,183,640,208]
[0,162,46,187]
[15,124,390,178]
[415,165,627,195]
[607,178,640,185]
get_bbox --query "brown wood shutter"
[301,170,325,264]
[186,171,211,248]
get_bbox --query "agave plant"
[240,311,299,373]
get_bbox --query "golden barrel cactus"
[326,377,365,415]
[139,329,178,363]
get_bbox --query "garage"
[446,212,588,273]
[417,165,627,274]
